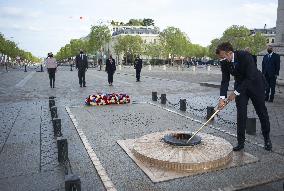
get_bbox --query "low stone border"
[65,106,117,191]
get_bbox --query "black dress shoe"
[264,139,272,151]
[80,85,82,87]
[233,144,244,151]
[83,85,86,87]
[268,99,273,102]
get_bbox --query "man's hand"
[227,92,236,102]
[218,99,227,110]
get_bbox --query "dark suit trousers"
[78,69,86,86]
[235,81,270,144]
[136,69,141,81]
[264,74,276,100]
[48,68,56,87]
[108,72,114,84]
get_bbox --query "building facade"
[250,27,276,45]
[103,25,160,64]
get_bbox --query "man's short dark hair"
[216,42,234,54]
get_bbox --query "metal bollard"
[50,106,58,119]
[65,174,81,191]
[57,137,68,163]
[206,106,215,119]
[152,92,157,101]
[180,99,187,111]
[52,118,62,137]
[161,94,166,104]
[49,99,55,110]
[246,117,256,135]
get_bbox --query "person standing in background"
[75,49,88,87]
[262,45,280,102]
[134,55,143,82]
[45,52,57,88]
[105,54,116,86]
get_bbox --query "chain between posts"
[156,97,236,127]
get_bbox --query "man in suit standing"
[134,55,142,82]
[75,49,88,87]
[262,45,280,102]
[216,42,272,151]
[105,54,116,86]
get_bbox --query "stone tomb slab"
[68,103,259,185]
[117,138,258,183]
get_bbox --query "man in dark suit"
[75,49,88,87]
[262,45,280,102]
[216,42,272,151]
[134,55,143,82]
[105,54,116,86]
[244,47,257,65]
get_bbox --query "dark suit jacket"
[75,54,88,71]
[252,55,257,65]
[134,58,142,70]
[105,58,116,73]
[262,52,280,77]
[220,51,264,97]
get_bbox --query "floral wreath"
[85,93,130,106]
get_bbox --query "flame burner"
[163,133,201,146]
[132,131,233,172]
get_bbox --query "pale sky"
[0,0,278,57]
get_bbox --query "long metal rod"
[186,109,220,143]
[186,100,230,144]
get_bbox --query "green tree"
[144,42,162,64]
[70,39,87,56]
[113,35,143,65]
[208,38,221,59]
[249,32,266,54]
[89,25,111,53]
[142,18,155,26]
[0,33,39,65]
[126,19,143,26]
[159,27,189,64]
[208,25,266,58]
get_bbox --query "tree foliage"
[208,25,266,58]
[159,27,190,61]
[89,25,111,52]
[0,33,39,63]
[113,35,143,64]
[111,18,155,26]
[55,25,111,61]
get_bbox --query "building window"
[267,39,269,43]
[271,39,275,43]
